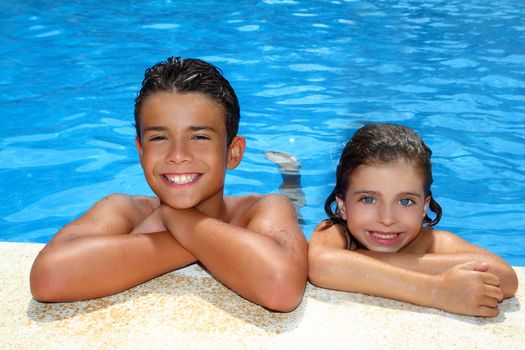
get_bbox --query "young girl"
[308,123,518,317]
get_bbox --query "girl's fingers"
[485,285,504,301]
[481,296,500,308]
[476,305,499,318]
[481,272,500,286]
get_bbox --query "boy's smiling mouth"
[161,173,201,186]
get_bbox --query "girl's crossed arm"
[308,223,516,317]
[359,228,518,297]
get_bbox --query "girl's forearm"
[308,248,505,317]
[358,250,518,297]
[309,248,440,307]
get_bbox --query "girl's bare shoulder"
[310,221,347,250]
[415,227,477,254]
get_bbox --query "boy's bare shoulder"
[226,194,297,228]
[97,194,159,214]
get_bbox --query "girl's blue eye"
[399,198,414,206]
[361,196,375,204]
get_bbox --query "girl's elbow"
[501,268,519,298]
[307,249,332,288]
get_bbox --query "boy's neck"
[194,192,230,222]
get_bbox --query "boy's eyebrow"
[187,125,219,133]
[142,126,167,134]
[141,125,219,133]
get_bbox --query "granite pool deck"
[0,242,523,349]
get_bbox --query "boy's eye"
[360,196,376,204]
[399,198,415,206]
[192,134,210,141]
[149,135,166,142]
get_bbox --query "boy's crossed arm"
[30,194,196,302]
[160,194,308,312]
[30,193,308,312]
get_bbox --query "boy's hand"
[131,207,166,234]
[433,261,504,317]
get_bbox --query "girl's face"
[336,159,430,252]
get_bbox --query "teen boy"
[30,57,308,312]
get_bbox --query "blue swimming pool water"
[1,1,524,265]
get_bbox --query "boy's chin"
[159,198,199,210]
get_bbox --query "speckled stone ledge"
[0,242,523,349]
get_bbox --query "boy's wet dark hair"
[324,123,442,248]
[134,57,240,145]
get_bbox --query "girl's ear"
[423,195,431,219]
[226,136,246,170]
[135,136,143,158]
[335,194,347,220]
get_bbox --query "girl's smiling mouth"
[367,230,403,245]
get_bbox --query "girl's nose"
[377,204,396,226]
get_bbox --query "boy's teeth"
[165,174,197,184]
[370,232,397,239]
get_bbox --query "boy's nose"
[166,140,192,164]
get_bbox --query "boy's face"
[136,92,244,213]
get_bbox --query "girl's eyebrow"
[351,190,422,197]
[398,191,423,197]
[351,190,379,195]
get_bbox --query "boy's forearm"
[161,206,307,311]
[30,232,196,302]
[359,250,518,297]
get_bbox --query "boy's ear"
[335,194,347,220]
[226,136,246,170]
[135,137,143,158]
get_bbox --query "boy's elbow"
[257,263,307,312]
[30,252,66,302]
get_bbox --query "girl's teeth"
[370,232,397,239]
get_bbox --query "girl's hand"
[433,261,504,317]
